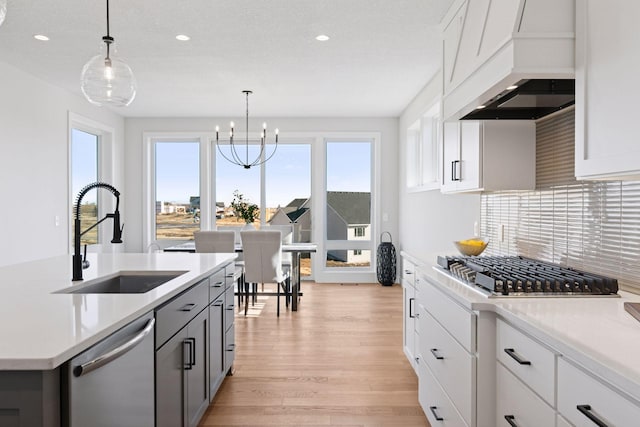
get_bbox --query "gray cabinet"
[208,266,227,400]
[155,278,210,427]
[208,294,225,397]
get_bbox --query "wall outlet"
[473,221,479,236]
[498,224,505,242]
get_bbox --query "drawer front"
[209,268,226,301]
[496,319,555,405]
[422,282,476,352]
[155,279,209,348]
[224,285,235,330]
[558,358,640,427]
[402,258,416,286]
[418,359,469,427]
[496,361,555,427]
[421,308,475,427]
[224,323,235,372]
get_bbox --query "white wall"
[124,117,399,264]
[398,72,481,258]
[0,61,125,267]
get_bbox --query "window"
[71,129,99,245]
[215,144,260,227]
[406,102,440,191]
[353,249,362,255]
[154,141,200,240]
[325,141,372,269]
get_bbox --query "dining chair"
[193,230,244,308]
[262,224,294,292]
[240,230,291,316]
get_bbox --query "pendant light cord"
[245,91,250,165]
[105,0,112,60]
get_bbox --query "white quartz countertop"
[402,250,640,401]
[0,252,235,370]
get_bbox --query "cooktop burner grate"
[436,255,619,297]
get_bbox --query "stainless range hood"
[461,79,575,120]
[442,0,575,121]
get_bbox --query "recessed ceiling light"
[34,34,50,41]
[315,34,330,41]
[476,105,486,109]
[506,85,518,90]
[176,34,190,41]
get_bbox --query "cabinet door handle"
[504,415,519,427]
[179,303,197,312]
[452,160,461,181]
[409,297,415,318]
[429,406,444,421]
[404,270,413,275]
[188,337,196,367]
[430,348,444,360]
[504,348,531,365]
[577,405,609,427]
[183,338,193,370]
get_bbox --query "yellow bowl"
[454,238,489,256]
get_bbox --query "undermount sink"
[59,271,188,294]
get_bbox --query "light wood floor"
[199,282,430,427]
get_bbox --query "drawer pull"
[429,406,444,421]
[504,415,519,427]
[577,404,609,427]
[409,297,415,318]
[226,344,235,352]
[404,270,413,275]
[213,301,223,307]
[504,348,531,365]
[179,303,197,312]
[211,281,224,287]
[430,348,444,360]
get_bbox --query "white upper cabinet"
[441,120,536,193]
[575,0,640,180]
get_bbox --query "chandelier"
[216,90,279,169]
[80,0,136,107]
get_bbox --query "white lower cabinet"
[558,357,640,427]
[421,308,475,427]
[418,358,469,427]
[402,257,418,371]
[496,362,555,427]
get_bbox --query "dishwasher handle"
[73,317,156,377]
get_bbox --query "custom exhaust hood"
[442,0,575,121]
[461,79,575,120]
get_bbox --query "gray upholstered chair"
[193,230,244,307]
[240,230,290,316]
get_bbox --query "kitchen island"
[0,252,236,427]
[403,250,640,427]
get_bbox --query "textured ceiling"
[0,0,454,118]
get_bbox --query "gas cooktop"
[436,255,619,298]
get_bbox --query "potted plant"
[230,190,259,226]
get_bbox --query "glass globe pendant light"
[80,0,136,107]
[0,0,7,27]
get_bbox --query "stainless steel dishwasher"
[63,311,155,426]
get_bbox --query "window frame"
[68,113,115,253]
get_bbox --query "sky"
[154,140,371,208]
[71,129,98,204]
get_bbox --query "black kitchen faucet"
[72,182,123,281]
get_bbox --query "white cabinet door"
[575,0,640,179]
[403,281,417,369]
[442,121,461,191]
[457,121,481,191]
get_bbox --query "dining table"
[163,242,317,311]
